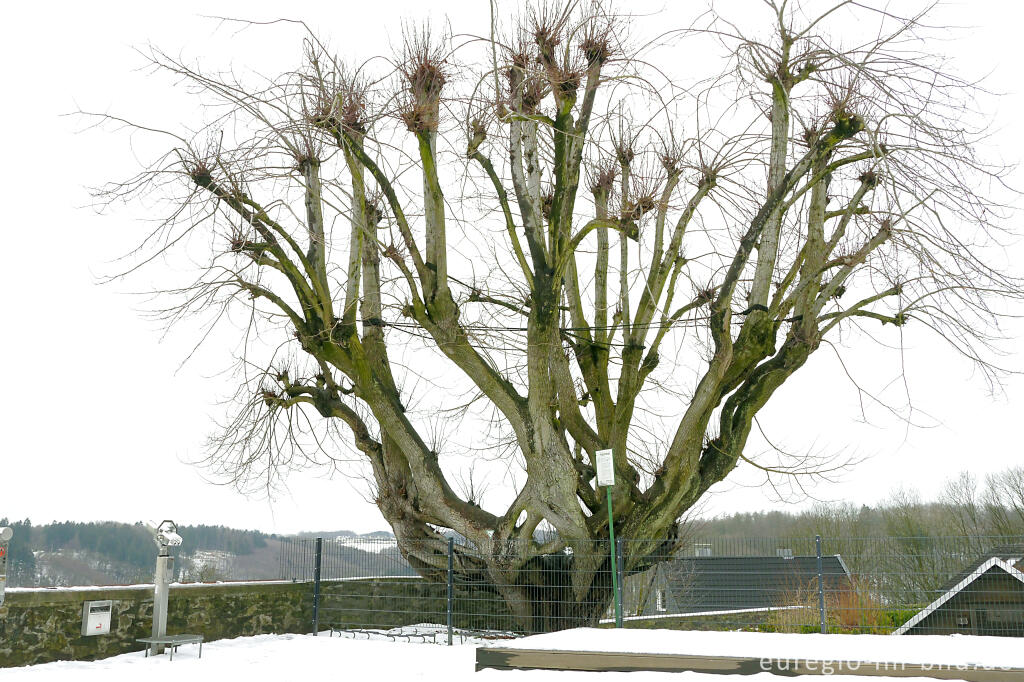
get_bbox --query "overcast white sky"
[1,1,1022,536]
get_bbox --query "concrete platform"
[476,646,1024,679]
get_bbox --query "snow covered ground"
[2,628,1002,681]
[496,628,1024,670]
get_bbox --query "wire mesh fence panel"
[278,534,1024,640]
[282,536,621,638]
[314,537,447,634]
[618,536,829,633]
[279,536,320,582]
[449,539,617,637]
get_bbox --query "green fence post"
[447,536,454,646]
[816,534,826,634]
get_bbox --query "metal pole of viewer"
[152,547,171,655]
[150,520,182,657]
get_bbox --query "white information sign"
[595,449,615,487]
[81,600,112,636]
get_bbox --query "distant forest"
[696,465,1024,541]
[0,520,271,587]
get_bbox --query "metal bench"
[137,634,204,661]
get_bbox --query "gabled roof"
[892,556,1024,635]
[934,544,1024,594]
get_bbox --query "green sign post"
[595,449,622,627]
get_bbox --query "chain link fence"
[279,534,1024,641]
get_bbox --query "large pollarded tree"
[99,1,1019,630]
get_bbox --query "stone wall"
[0,577,522,668]
[0,580,313,668]
[318,576,514,633]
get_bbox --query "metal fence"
[279,534,1024,641]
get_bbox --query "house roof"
[892,556,1024,636]
[934,544,1024,594]
[661,555,850,613]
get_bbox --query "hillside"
[0,519,282,587]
